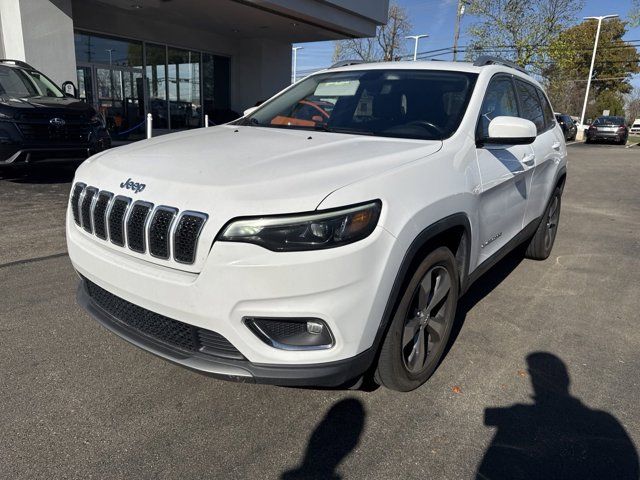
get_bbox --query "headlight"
[218,200,381,251]
[90,113,103,126]
[0,111,12,120]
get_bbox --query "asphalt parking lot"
[1,143,639,479]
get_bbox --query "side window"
[477,76,519,139]
[537,88,555,130]
[515,80,545,134]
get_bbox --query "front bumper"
[67,206,398,384]
[77,279,374,386]
[0,145,94,165]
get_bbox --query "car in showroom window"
[239,69,478,141]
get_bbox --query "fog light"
[306,321,324,334]
[244,317,334,350]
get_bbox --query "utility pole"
[579,15,618,127]
[406,34,429,61]
[292,46,303,83]
[453,0,467,61]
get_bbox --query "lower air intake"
[84,279,243,359]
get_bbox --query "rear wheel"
[376,247,459,392]
[526,186,562,260]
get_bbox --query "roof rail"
[330,59,366,69]
[473,56,527,74]
[0,59,34,69]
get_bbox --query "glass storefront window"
[168,49,201,129]
[203,54,232,124]
[74,31,232,136]
[146,44,168,129]
[75,32,142,68]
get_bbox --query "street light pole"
[406,34,429,61]
[453,1,467,61]
[579,14,618,127]
[292,46,303,83]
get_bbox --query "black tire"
[375,247,459,392]
[525,186,562,260]
[585,137,591,144]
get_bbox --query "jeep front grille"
[174,213,207,264]
[70,183,207,265]
[80,187,98,233]
[93,192,112,240]
[126,202,153,253]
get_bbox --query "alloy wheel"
[401,265,451,374]
[545,195,560,251]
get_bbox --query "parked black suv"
[0,59,110,170]
[555,113,577,141]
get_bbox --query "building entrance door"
[77,64,145,140]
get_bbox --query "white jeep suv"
[66,57,567,391]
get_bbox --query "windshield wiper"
[235,116,260,127]
[313,124,374,136]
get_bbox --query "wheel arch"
[369,213,472,362]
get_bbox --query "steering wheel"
[406,120,445,137]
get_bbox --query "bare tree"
[625,87,640,122]
[333,3,412,62]
[464,0,583,69]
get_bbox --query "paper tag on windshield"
[314,80,359,97]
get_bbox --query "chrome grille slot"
[80,187,98,233]
[174,212,208,264]
[126,202,153,253]
[149,207,177,259]
[71,182,85,225]
[92,192,113,240]
[108,197,131,247]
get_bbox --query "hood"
[0,96,94,115]
[80,125,442,214]
[74,125,441,272]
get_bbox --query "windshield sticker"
[315,80,360,97]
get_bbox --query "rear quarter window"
[515,79,545,134]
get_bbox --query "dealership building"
[0,0,388,135]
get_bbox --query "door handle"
[522,153,536,166]
[552,142,562,151]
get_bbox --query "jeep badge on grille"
[120,178,146,194]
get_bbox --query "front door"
[95,66,145,140]
[474,75,533,266]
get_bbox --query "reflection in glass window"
[74,32,142,67]
[146,44,168,128]
[168,49,201,129]
[516,80,545,134]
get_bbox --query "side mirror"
[482,116,536,145]
[243,106,259,117]
[62,81,77,98]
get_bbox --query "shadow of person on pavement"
[281,398,365,480]
[476,352,639,480]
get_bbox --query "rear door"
[515,79,564,227]
[474,75,533,265]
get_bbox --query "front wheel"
[376,247,459,392]
[526,186,562,260]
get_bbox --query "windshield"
[594,116,624,126]
[241,69,478,140]
[0,66,64,98]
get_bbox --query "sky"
[293,0,640,85]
